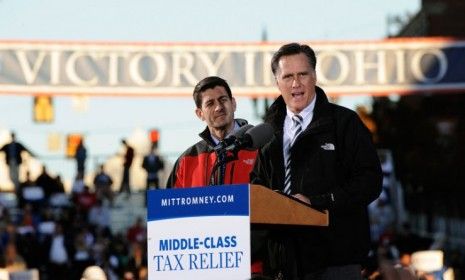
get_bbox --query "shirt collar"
[210,121,240,145]
[286,94,316,121]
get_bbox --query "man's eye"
[282,75,292,81]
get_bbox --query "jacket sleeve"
[315,112,382,211]
[249,146,272,189]
[165,157,182,188]
[141,156,147,170]
[19,143,35,157]
[159,157,165,170]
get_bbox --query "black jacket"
[0,141,29,165]
[250,87,382,277]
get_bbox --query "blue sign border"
[147,184,249,221]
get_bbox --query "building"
[373,0,465,249]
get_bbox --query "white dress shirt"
[283,95,316,161]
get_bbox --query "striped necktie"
[283,114,303,194]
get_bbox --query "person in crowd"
[17,226,42,270]
[107,233,129,278]
[35,165,56,201]
[1,242,27,272]
[0,132,35,197]
[45,222,73,279]
[71,172,86,200]
[72,226,94,279]
[93,164,114,207]
[142,144,164,205]
[369,196,395,244]
[18,170,35,208]
[125,242,147,280]
[119,139,134,197]
[0,223,18,251]
[142,144,164,190]
[75,186,97,218]
[126,217,145,244]
[53,174,66,194]
[81,265,108,280]
[88,199,111,234]
[250,43,382,279]
[123,271,136,280]
[166,76,258,187]
[165,76,266,275]
[393,252,417,279]
[18,203,40,231]
[75,138,87,177]
[137,266,148,280]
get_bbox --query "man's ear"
[232,97,237,112]
[195,108,204,121]
[274,76,279,87]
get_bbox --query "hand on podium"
[292,193,311,205]
[272,189,312,208]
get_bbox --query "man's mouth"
[291,92,304,98]
[214,113,226,119]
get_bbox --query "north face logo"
[321,143,335,150]
[243,159,255,165]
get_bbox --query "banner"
[147,184,251,280]
[1,38,465,96]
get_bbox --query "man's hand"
[293,193,311,205]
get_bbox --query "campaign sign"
[147,184,251,280]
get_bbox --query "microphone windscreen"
[245,123,274,149]
[215,124,254,152]
[233,124,254,138]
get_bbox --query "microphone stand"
[209,148,239,186]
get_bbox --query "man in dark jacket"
[250,43,382,280]
[0,132,34,196]
[142,145,164,190]
[120,139,134,196]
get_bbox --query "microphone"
[214,124,253,152]
[239,123,274,149]
[216,123,273,152]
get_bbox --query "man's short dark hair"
[271,43,317,76]
[193,76,232,108]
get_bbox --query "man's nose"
[292,76,302,87]
[214,101,224,111]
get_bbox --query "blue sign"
[147,184,249,220]
[147,184,251,280]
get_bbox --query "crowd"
[0,134,162,280]
[0,168,149,280]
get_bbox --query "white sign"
[147,184,251,280]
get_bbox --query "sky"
[0,0,421,187]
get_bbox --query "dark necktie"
[283,114,303,194]
[217,151,226,185]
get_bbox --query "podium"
[147,184,328,280]
[250,184,328,226]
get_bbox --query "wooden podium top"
[250,184,329,226]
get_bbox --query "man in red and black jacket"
[166,76,257,188]
[165,76,265,275]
